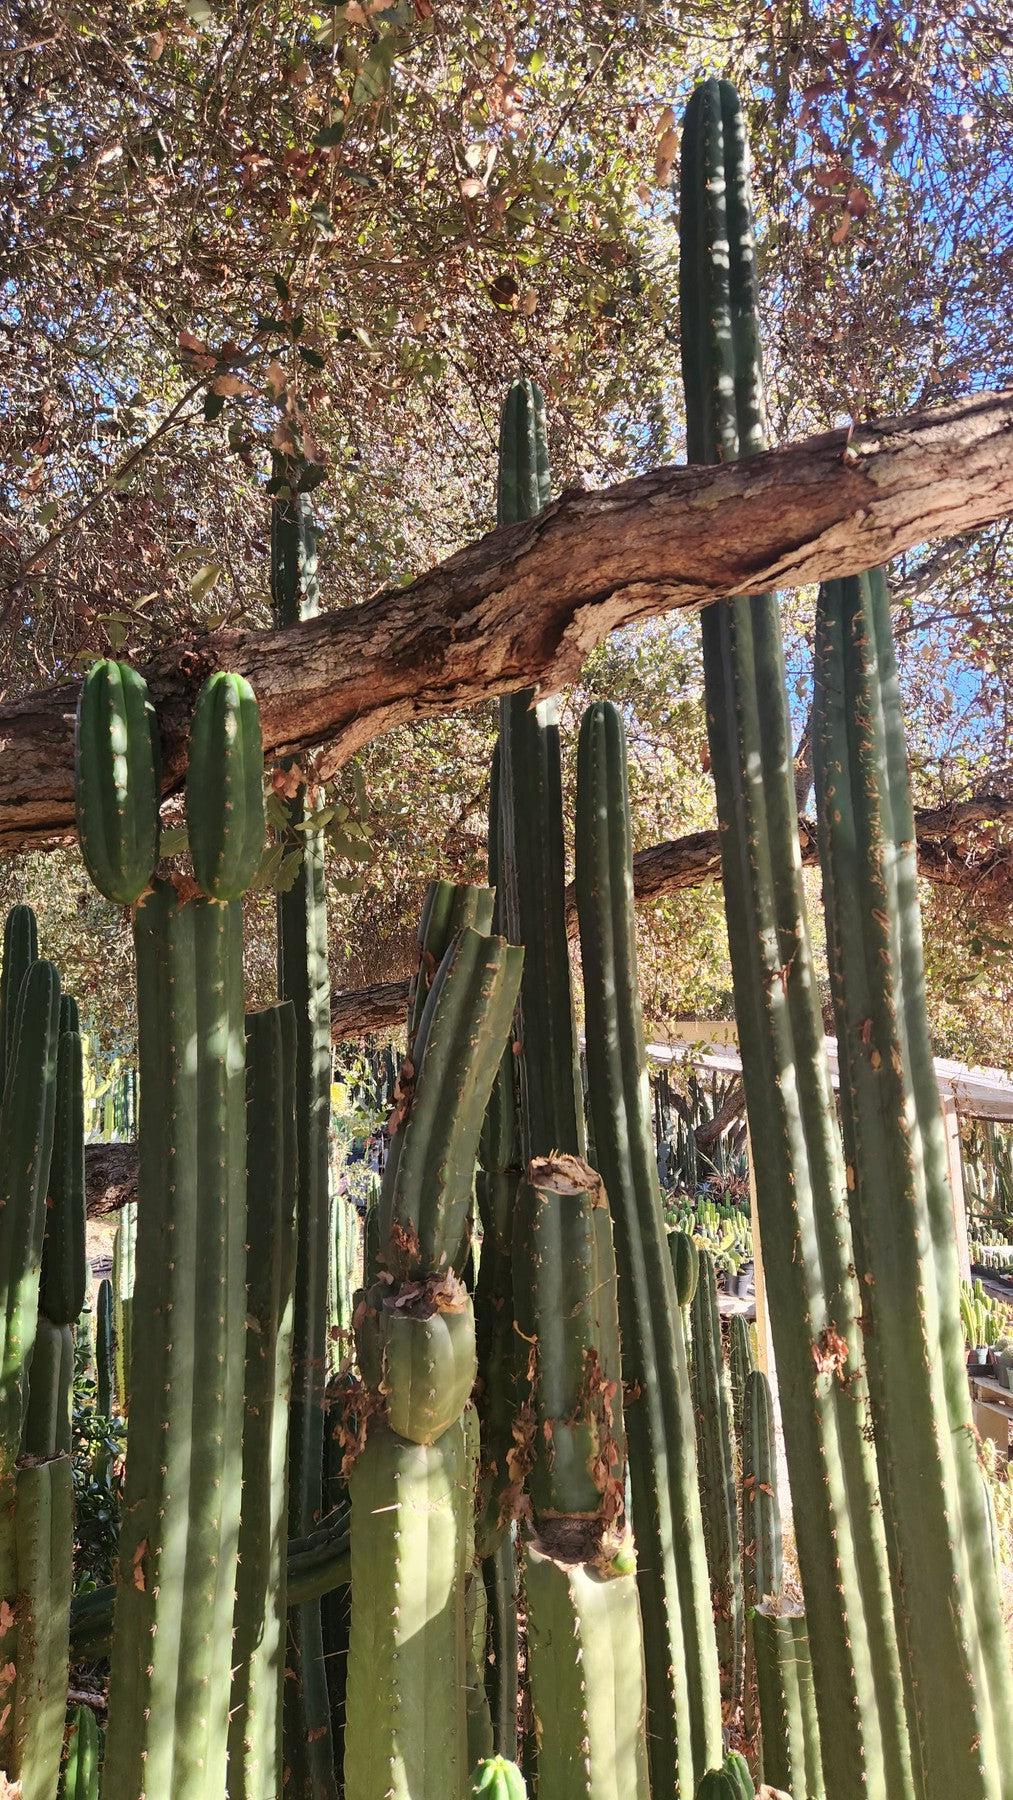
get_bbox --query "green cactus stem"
[689,1248,743,1708]
[100,880,248,1798]
[524,1544,650,1800]
[271,462,337,1800]
[575,696,722,1793]
[0,957,61,1469]
[345,912,522,1800]
[96,1279,114,1420]
[61,1705,102,1800]
[61,1704,102,1800]
[741,1369,782,1613]
[228,1003,299,1799]
[41,1023,86,1328]
[670,1229,701,1310]
[694,1755,756,1800]
[0,904,38,1087]
[753,1607,825,1800]
[2,1456,74,1800]
[813,567,1013,1797]
[471,1755,527,1798]
[344,1419,472,1800]
[494,378,648,1798]
[187,671,266,901]
[111,1200,135,1414]
[680,77,911,1800]
[728,1314,755,1441]
[70,1509,354,1665]
[74,658,160,904]
[408,880,496,1053]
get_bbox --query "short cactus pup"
[343,921,522,1800]
[76,668,261,1797]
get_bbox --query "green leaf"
[203,390,226,422]
[158,826,189,858]
[272,272,291,302]
[273,848,305,893]
[298,344,326,370]
[189,562,223,602]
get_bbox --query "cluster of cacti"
[655,1070,749,1196]
[668,1193,753,1280]
[2,73,1010,1800]
[961,1278,1010,1351]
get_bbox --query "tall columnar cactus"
[471,748,522,1758]
[111,1199,135,1414]
[752,1607,824,1800]
[26,1006,87,1460]
[61,1705,102,1800]
[813,567,1013,1798]
[0,904,38,1086]
[741,1369,781,1614]
[228,1003,299,1798]
[496,379,649,1799]
[95,1278,114,1421]
[575,697,722,1793]
[88,681,257,1797]
[679,78,911,1800]
[74,658,160,904]
[728,1313,755,1441]
[271,460,337,1797]
[0,946,63,1799]
[689,1249,743,1708]
[344,922,522,1800]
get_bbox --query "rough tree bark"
[3,389,1013,851]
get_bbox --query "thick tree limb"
[84,1142,138,1217]
[3,390,1013,852]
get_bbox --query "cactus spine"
[74,658,160,904]
[689,1249,743,1707]
[813,567,1013,1797]
[345,921,522,1800]
[228,1003,299,1797]
[679,78,911,1799]
[272,460,337,1797]
[61,1706,102,1800]
[575,697,721,1792]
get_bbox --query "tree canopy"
[2,0,1011,1063]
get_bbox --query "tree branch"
[3,390,1012,852]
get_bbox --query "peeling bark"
[3,390,1012,852]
